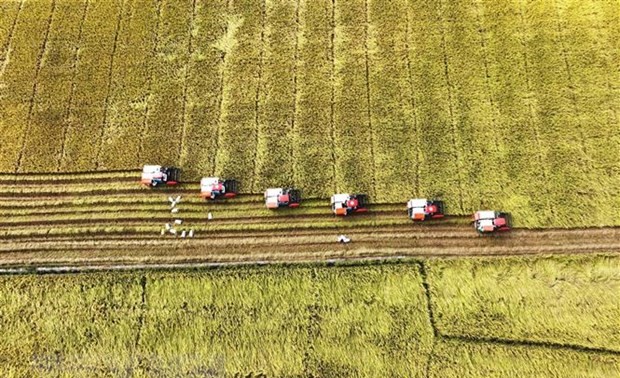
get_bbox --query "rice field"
[0,0,618,227]
[1,255,619,376]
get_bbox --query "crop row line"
[15,0,57,173]
[136,0,163,164]
[176,0,198,165]
[403,7,421,197]
[0,0,24,80]
[441,333,620,357]
[57,0,89,171]
[329,0,337,193]
[438,0,465,213]
[94,0,126,169]
[516,0,555,222]
[250,0,267,192]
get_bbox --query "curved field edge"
[0,254,619,377]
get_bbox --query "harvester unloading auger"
[200,177,239,200]
[141,165,180,187]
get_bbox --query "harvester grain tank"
[407,199,445,221]
[331,193,368,216]
[473,210,511,233]
[264,188,301,209]
[200,177,238,200]
[141,165,180,187]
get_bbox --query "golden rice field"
[1,0,620,376]
[1,255,619,377]
[0,0,618,227]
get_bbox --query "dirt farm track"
[0,170,618,270]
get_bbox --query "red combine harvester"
[407,198,445,221]
[200,177,238,200]
[264,188,301,209]
[473,210,511,234]
[331,193,368,216]
[141,165,180,187]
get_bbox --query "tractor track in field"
[0,175,137,186]
[0,221,619,268]
[0,210,407,227]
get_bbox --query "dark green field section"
[1,255,619,376]
[0,0,619,227]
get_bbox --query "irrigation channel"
[1,171,619,271]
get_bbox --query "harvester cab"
[473,210,511,234]
[331,193,368,216]
[141,165,180,187]
[264,188,301,209]
[407,199,445,221]
[200,177,238,200]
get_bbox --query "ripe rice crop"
[1,256,619,376]
[0,0,618,228]
[427,254,620,350]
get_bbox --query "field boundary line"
[438,0,465,212]
[418,261,438,378]
[250,0,267,192]
[404,7,421,197]
[136,0,164,164]
[94,0,127,170]
[329,0,337,192]
[303,266,320,375]
[177,0,198,166]
[363,0,377,199]
[442,333,620,357]
[291,0,301,187]
[1,251,620,274]
[58,0,90,172]
[0,0,24,80]
[15,0,57,173]
[0,255,412,275]
[132,275,148,369]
